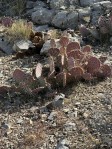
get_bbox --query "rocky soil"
[0,0,112,149]
[0,49,112,149]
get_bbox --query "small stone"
[0,73,3,77]
[75,102,80,106]
[110,37,112,44]
[13,40,34,52]
[47,111,57,120]
[16,119,23,124]
[83,111,89,118]
[64,121,76,131]
[56,139,69,149]
[63,108,70,113]
[1,122,10,129]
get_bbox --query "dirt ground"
[0,50,112,149]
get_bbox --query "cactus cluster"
[47,36,111,87]
[11,35,111,95]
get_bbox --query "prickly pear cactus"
[47,35,112,86]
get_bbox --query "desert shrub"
[5,19,33,43]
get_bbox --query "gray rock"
[33,25,51,32]
[56,139,69,149]
[13,40,34,52]
[48,111,57,120]
[41,39,60,54]
[64,121,76,131]
[0,73,3,78]
[52,11,78,29]
[110,37,112,44]
[50,0,70,9]
[1,122,10,129]
[78,7,91,22]
[0,38,14,55]
[16,119,23,124]
[35,1,47,8]
[32,8,56,25]
[91,1,112,24]
[80,0,105,7]
[26,1,35,9]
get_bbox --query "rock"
[52,93,65,108]
[26,1,35,9]
[34,1,47,8]
[52,11,78,29]
[83,111,90,118]
[0,73,3,78]
[56,139,69,149]
[64,121,76,131]
[16,119,24,124]
[80,0,104,7]
[0,38,14,54]
[1,122,10,129]
[13,40,34,52]
[45,93,65,110]
[50,0,80,9]
[50,0,69,9]
[32,8,56,25]
[78,7,91,22]
[91,1,112,24]
[110,37,112,44]
[40,39,60,54]
[47,111,57,120]
[33,25,51,32]
[89,28,100,39]
[63,108,70,113]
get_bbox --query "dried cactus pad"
[59,36,69,47]
[79,24,90,37]
[83,73,92,81]
[66,42,80,53]
[87,56,101,73]
[67,50,83,60]
[13,69,27,82]
[49,48,60,57]
[70,67,84,79]
[35,63,43,78]
[100,64,112,77]
[82,45,92,53]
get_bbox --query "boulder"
[80,0,106,7]
[31,7,56,25]
[50,0,70,9]
[52,11,78,29]
[13,40,34,52]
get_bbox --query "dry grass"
[6,19,33,43]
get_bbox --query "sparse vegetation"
[5,19,33,43]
